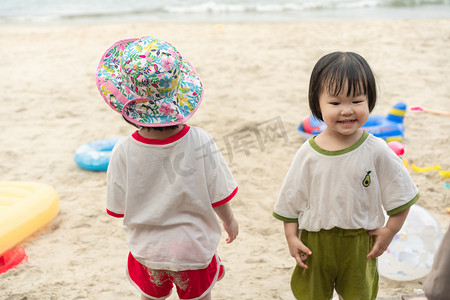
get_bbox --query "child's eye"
[330,102,340,105]
[353,100,363,104]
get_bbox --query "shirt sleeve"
[201,133,238,207]
[376,142,420,214]
[273,146,309,222]
[106,140,126,218]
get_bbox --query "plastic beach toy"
[74,137,121,171]
[0,181,59,273]
[0,246,28,274]
[387,141,405,156]
[412,164,441,173]
[439,170,450,178]
[298,102,407,142]
[378,204,443,281]
[410,105,450,117]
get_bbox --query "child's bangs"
[323,59,369,98]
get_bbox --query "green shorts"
[291,227,378,300]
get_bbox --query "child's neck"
[314,128,364,151]
[138,125,184,139]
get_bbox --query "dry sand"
[0,19,449,299]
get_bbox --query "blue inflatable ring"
[74,137,121,171]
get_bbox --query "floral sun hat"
[96,37,203,127]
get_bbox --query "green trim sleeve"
[272,211,298,223]
[387,193,420,216]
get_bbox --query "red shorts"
[127,253,224,300]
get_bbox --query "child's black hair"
[122,116,180,131]
[308,52,377,121]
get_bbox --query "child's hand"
[223,217,239,243]
[367,208,410,258]
[283,222,311,269]
[213,202,238,243]
[367,226,396,258]
[286,235,312,269]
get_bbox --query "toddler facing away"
[96,36,239,300]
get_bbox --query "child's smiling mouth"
[338,119,356,124]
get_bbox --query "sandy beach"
[0,19,449,299]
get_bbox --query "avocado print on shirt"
[362,171,372,187]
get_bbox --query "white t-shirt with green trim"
[106,125,237,271]
[273,131,419,231]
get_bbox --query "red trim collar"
[132,125,190,145]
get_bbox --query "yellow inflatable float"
[0,181,59,257]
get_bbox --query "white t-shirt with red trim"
[106,125,238,271]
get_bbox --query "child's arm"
[367,208,410,258]
[214,202,239,243]
[284,222,312,269]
